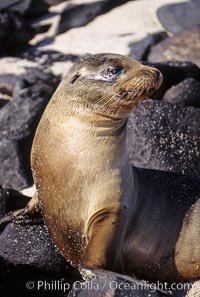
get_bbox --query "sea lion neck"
[49,92,129,137]
[68,107,128,137]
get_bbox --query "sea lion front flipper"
[0,192,41,226]
[80,207,125,271]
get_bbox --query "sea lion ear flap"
[70,73,81,84]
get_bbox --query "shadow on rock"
[56,0,131,35]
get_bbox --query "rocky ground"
[0,0,200,296]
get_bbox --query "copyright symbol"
[26,281,35,290]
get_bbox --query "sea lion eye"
[101,66,124,80]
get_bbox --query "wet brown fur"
[31,53,200,282]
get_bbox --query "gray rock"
[0,0,31,13]
[26,0,50,18]
[0,74,20,107]
[0,10,34,55]
[0,249,77,297]
[0,99,8,109]
[0,223,66,271]
[148,27,200,67]
[0,187,10,220]
[144,61,200,100]
[0,74,21,97]
[0,221,80,296]
[0,0,49,18]
[0,140,30,190]
[44,0,67,4]
[0,189,82,296]
[129,31,168,61]
[128,100,200,176]
[157,0,200,34]
[0,67,59,190]
[163,78,200,107]
[0,187,30,221]
[0,0,51,56]
[22,49,79,66]
[0,68,59,140]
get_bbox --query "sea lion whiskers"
[116,78,156,99]
[97,93,117,111]
[94,87,118,110]
[94,90,113,107]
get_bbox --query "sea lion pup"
[30,53,200,282]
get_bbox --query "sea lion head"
[61,53,163,118]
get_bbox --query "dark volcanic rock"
[163,78,200,107]
[129,31,168,61]
[0,222,79,297]
[148,27,200,67]
[0,73,18,107]
[0,140,30,189]
[0,0,31,14]
[0,10,34,55]
[0,0,51,56]
[0,190,80,297]
[0,188,30,220]
[0,68,59,140]
[0,74,21,98]
[0,67,59,190]
[145,61,200,100]
[0,0,49,18]
[0,223,65,271]
[157,0,200,34]
[128,100,200,176]
[0,99,8,108]
[0,187,12,220]
[22,49,79,66]
[26,0,50,18]
[0,257,71,297]
[44,0,67,4]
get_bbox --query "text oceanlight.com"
[26,279,192,293]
